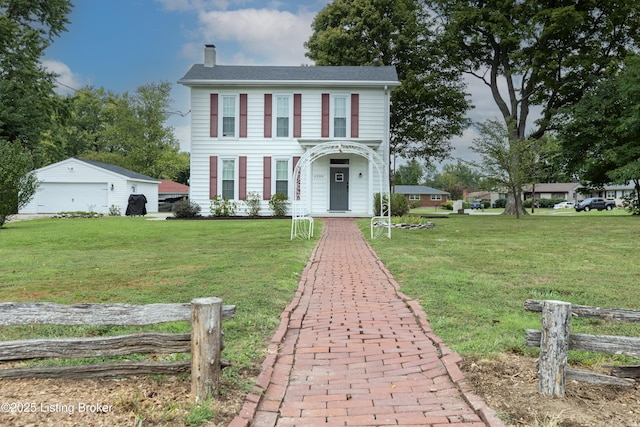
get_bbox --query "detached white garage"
[20,158,160,215]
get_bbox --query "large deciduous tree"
[0,0,72,160]
[428,161,483,200]
[305,0,471,163]
[557,55,640,214]
[0,140,38,227]
[470,120,537,218]
[394,159,424,185]
[428,0,640,215]
[60,83,189,181]
[0,0,71,225]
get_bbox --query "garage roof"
[78,159,160,182]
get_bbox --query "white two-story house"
[178,45,399,226]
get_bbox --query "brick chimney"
[204,44,216,67]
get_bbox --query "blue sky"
[43,0,500,162]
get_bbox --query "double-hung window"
[222,159,235,199]
[222,95,236,137]
[276,96,290,138]
[333,96,347,138]
[275,160,289,197]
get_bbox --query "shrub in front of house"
[243,191,262,216]
[108,205,121,216]
[172,200,201,218]
[493,198,507,208]
[373,193,410,217]
[523,198,565,208]
[210,196,238,217]
[269,193,289,216]
[440,201,454,210]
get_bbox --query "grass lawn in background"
[362,213,640,367]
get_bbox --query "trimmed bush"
[374,193,410,216]
[440,201,454,210]
[172,200,201,218]
[493,198,507,208]
[243,191,262,216]
[269,193,289,216]
[210,196,237,216]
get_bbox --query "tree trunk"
[502,192,528,217]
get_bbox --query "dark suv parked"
[574,197,615,212]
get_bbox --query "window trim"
[274,95,292,139]
[273,158,290,197]
[409,194,420,201]
[220,94,239,139]
[331,94,349,138]
[430,194,442,201]
[221,158,236,200]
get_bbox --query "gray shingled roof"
[394,185,449,195]
[179,64,399,85]
[79,159,160,182]
[522,183,581,192]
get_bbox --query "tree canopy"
[428,0,640,214]
[394,159,423,185]
[0,0,72,160]
[305,0,471,162]
[557,54,640,214]
[427,161,483,200]
[58,83,190,182]
[470,120,537,217]
[0,140,38,227]
[0,0,72,225]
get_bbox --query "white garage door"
[36,183,109,213]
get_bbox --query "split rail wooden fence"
[524,299,640,396]
[0,298,235,402]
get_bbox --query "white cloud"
[155,0,231,12]
[42,59,91,95]
[196,8,315,65]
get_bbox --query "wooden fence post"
[538,300,571,397]
[191,297,222,402]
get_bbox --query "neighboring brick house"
[394,185,449,208]
[178,45,400,219]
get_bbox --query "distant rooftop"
[394,185,450,195]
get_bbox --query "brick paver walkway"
[230,218,504,427]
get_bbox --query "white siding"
[188,83,390,216]
[19,158,159,215]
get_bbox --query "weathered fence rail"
[524,299,640,396]
[0,298,235,402]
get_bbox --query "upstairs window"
[333,96,347,138]
[222,96,236,137]
[276,96,290,137]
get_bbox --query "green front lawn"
[363,214,640,366]
[1,214,638,421]
[0,217,318,370]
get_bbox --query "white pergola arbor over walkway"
[290,140,391,240]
